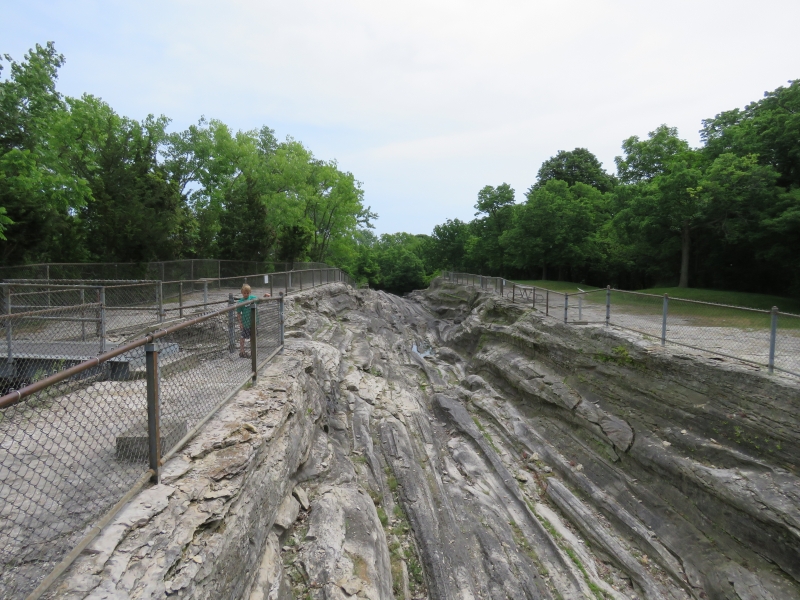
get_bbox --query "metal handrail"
[0,297,267,410]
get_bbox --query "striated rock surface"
[50,280,800,600]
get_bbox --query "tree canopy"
[3,44,799,299]
[0,43,374,272]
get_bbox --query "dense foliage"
[2,44,798,297]
[0,43,374,269]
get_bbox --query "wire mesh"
[444,271,799,378]
[0,260,334,283]
[775,312,800,377]
[0,263,357,599]
[0,342,163,598]
[0,298,285,599]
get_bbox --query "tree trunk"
[679,223,690,288]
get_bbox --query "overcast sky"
[3,0,799,234]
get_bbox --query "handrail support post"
[250,304,258,383]
[145,344,161,484]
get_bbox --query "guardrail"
[0,268,356,392]
[0,295,285,599]
[443,272,800,379]
[0,264,358,599]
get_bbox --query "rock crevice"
[51,280,800,600]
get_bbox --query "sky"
[3,0,800,234]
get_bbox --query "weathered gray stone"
[599,412,635,452]
[49,281,800,600]
[273,494,301,531]
[292,485,310,510]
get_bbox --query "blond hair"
[241,284,251,296]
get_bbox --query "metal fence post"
[512,283,516,303]
[661,294,669,346]
[578,296,583,321]
[286,273,289,295]
[532,286,536,309]
[605,285,611,327]
[228,294,236,352]
[564,293,569,324]
[145,343,161,484]
[769,306,778,374]
[270,275,274,298]
[546,290,549,317]
[279,295,285,348]
[203,281,209,309]
[3,285,12,369]
[179,282,183,318]
[99,287,106,353]
[81,288,86,341]
[500,279,504,297]
[158,281,164,323]
[250,304,258,383]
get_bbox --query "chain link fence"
[444,272,800,378]
[0,266,355,599]
[1,268,354,394]
[0,259,333,282]
[0,298,281,600]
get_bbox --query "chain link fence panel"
[0,264,358,599]
[0,298,285,599]
[0,260,334,283]
[444,272,799,379]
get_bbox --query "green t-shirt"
[236,295,258,328]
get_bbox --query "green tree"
[66,95,188,262]
[277,223,312,268]
[533,148,615,192]
[615,125,690,184]
[502,180,605,280]
[303,160,375,263]
[468,183,517,275]
[0,42,92,263]
[373,233,430,294]
[614,127,703,287]
[701,80,800,189]
[429,218,470,271]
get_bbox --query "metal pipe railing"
[0,297,266,410]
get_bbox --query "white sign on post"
[264,275,269,283]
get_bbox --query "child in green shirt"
[236,284,258,357]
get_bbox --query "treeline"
[0,43,374,269]
[3,44,799,298]
[353,81,800,297]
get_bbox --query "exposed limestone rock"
[292,486,310,511]
[273,494,300,530]
[50,281,800,600]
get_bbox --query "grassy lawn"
[639,287,800,314]
[510,280,602,294]
[509,279,800,329]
